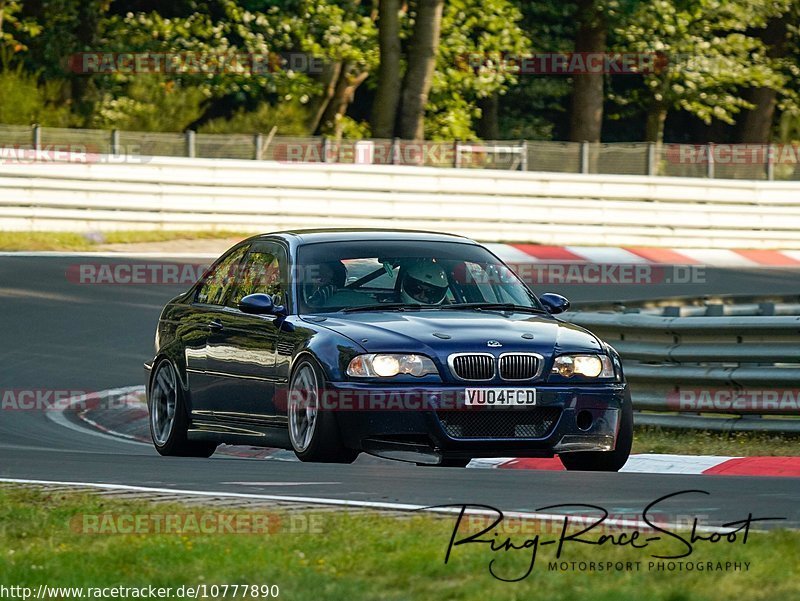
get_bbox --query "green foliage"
[495,0,578,140]
[277,0,378,69]
[96,2,316,106]
[0,58,70,126]
[1,0,800,141]
[427,0,531,140]
[0,1,42,52]
[198,101,311,135]
[89,78,206,131]
[333,114,371,139]
[612,0,791,140]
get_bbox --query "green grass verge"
[632,426,800,456]
[0,486,796,600]
[0,231,249,251]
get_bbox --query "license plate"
[464,388,536,406]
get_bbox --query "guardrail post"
[254,133,263,160]
[454,140,460,168]
[580,141,590,174]
[520,140,528,171]
[766,144,774,181]
[707,142,715,179]
[111,129,120,155]
[321,138,329,163]
[646,142,656,176]
[185,130,196,158]
[391,137,400,165]
[32,124,41,152]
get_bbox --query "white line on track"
[223,482,341,486]
[0,477,743,534]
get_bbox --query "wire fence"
[2,123,799,180]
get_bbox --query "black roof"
[254,228,475,245]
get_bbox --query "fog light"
[576,410,593,431]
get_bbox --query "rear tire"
[148,358,217,458]
[559,399,633,472]
[288,359,358,464]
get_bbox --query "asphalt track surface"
[1,254,799,528]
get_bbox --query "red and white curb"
[47,388,800,478]
[486,244,800,267]
[471,455,800,477]
[5,246,800,267]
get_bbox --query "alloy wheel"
[150,360,178,446]
[289,364,319,452]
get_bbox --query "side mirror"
[539,293,570,315]
[238,293,285,316]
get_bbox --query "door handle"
[208,320,224,331]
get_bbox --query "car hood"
[306,310,604,357]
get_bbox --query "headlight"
[551,354,615,378]
[346,354,438,378]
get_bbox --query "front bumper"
[325,382,628,458]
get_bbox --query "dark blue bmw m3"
[146,230,633,470]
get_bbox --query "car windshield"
[295,240,543,314]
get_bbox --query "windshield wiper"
[341,303,430,313]
[341,302,548,314]
[445,303,548,314]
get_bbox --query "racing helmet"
[401,260,449,305]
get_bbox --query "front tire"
[148,358,217,458]
[559,399,633,472]
[288,359,358,463]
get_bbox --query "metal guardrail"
[3,154,800,248]
[3,123,800,181]
[564,303,800,432]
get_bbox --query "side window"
[230,245,287,307]
[195,245,250,305]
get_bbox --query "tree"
[425,0,530,140]
[0,0,41,51]
[398,0,444,140]
[497,0,575,140]
[280,0,377,137]
[737,9,793,143]
[91,0,319,131]
[371,0,403,138]
[569,0,606,142]
[614,0,790,143]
